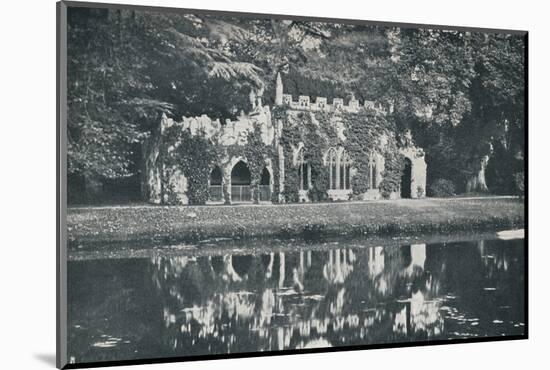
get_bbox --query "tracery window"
[297,148,310,191]
[327,148,351,190]
[327,148,338,190]
[340,150,351,190]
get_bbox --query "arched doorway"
[231,161,251,202]
[259,167,271,201]
[209,166,223,202]
[401,158,412,198]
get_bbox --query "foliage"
[241,126,275,203]
[428,179,457,198]
[67,8,525,202]
[514,172,524,196]
[162,127,218,204]
[486,140,524,195]
[160,123,274,205]
[274,108,343,202]
[67,8,267,182]
[393,29,525,193]
[379,150,406,199]
[341,111,404,198]
[275,108,303,203]
[274,106,406,202]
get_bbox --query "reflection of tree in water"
[442,238,525,337]
[150,243,456,356]
[68,259,165,363]
[68,239,524,362]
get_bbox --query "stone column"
[275,120,285,203]
[222,162,232,205]
[275,72,284,106]
[307,164,312,190]
[335,155,341,189]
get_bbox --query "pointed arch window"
[368,154,378,189]
[340,150,351,190]
[327,148,338,190]
[297,148,310,191]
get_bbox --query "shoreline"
[67,197,525,248]
[69,228,524,261]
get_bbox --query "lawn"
[66,196,524,247]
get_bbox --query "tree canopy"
[67,7,525,198]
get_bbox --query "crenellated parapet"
[280,93,388,114]
[274,72,389,114]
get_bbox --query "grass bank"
[67,197,524,248]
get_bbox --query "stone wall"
[160,106,275,147]
[144,105,278,205]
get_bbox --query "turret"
[275,72,283,106]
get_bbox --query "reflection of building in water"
[279,252,285,288]
[151,244,447,354]
[222,254,243,282]
[296,338,332,349]
[409,290,443,335]
[368,246,385,277]
[479,240,510,274]
[69,239,525,362]
[391,291,443,337]
[323,249,354,284]
[404,243,426,276]
[392,243,443,337]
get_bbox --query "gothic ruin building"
[144,73,427,205]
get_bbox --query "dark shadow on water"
[34,353,56,367]
[67,237,526,363]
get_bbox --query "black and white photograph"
[57,1,526,368]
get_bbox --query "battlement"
[280,94,387,114]
[275,72,388,114]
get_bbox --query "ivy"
[273,109,334,202]
[158,105,407,205]
[162,127,218,205]
[243,125,275,203]
[160,123,274,205]
[274,106,406,201]
[379,148,405,199]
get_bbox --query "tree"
[67,8,265,200]
[67,8,525,202]
[390,29,524,193]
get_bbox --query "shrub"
[514,172,524,196]
[429,179,456,197]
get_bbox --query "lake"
[67,233,525,364]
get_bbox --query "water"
[68,235,525,364]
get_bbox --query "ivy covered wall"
[271,106,408,202]
[144,103,426,205]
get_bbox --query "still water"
[68,235,525,364]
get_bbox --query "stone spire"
[275,72,283,106]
